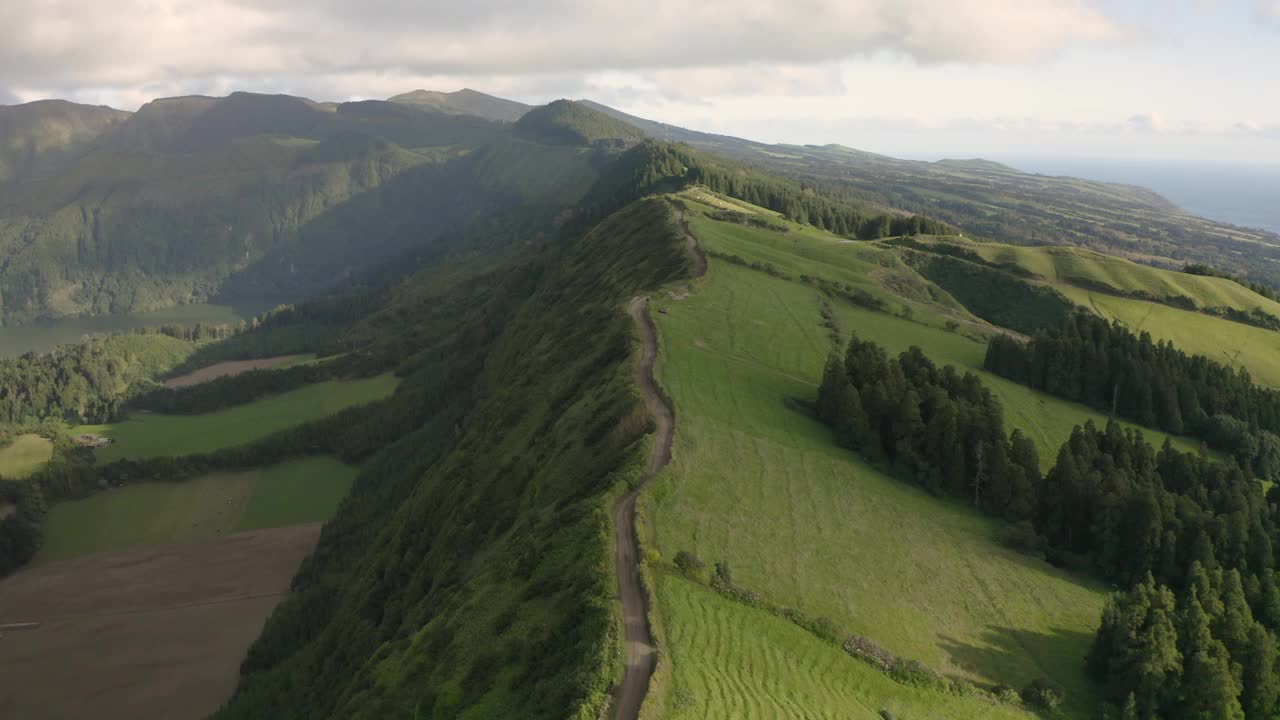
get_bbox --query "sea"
[992,157,1280,235]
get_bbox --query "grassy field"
[1059,286,1280,387]
[36,456,355,563]
[656,573,1035,720]
[75,373,398,461]
[0,433,53,479]
[965,241,1280,316]
[645,259,1109,715]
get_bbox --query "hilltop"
[387,88,531,122]
[514,99,647,147]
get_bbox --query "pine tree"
[1180,593,1245,720]
[1240,622,1280,719]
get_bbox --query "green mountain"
[0,100,130,183]
[514,100,647,147]
[388,88,531,122]
[0,93,598,324]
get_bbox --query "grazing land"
[0,524,321,720]
[35,456,355,563]
[163,354,311,388]
[1059,286,1280,387]
[656,573,1034,720]
[75,373,398,461]
[645,258,1106,715]
[0,433,53,479]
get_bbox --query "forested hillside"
[201,192,692,717]
[0,93,599,324]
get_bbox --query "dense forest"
[985,313,1280,482]
[816,337,1041,520]
[0,328,226,425]
[819,334,1280,716]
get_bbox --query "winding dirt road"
[613,296,672,720]
[611,209,705,719]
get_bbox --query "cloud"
[1258,0,1280,24]
[0,0,1122,107]
[0,87,17,105]
[1127,111,1168,133]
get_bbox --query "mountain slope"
[388,88,531,122]
[0,94,595,324]
[514,100,646,147]
[583,101,1280,288]
[0,100,130,183]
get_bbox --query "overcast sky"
[3,0,1278,164]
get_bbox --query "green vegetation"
[0,93,599,324]
[75,373,398,461]
[0,434,53,479]
[1059,286,1280,387]
[587,101,1280,288]
[387,88,531,122]
[36,456,355,563]
[513,99,646,146]
[0,330,202,424]
[208,197,692,719]
[656,573,1035,720]
[645,259,1107,715]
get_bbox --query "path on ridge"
[612,207,704,720]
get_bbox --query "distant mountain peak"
[387,88,529,123]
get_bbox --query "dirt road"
[677,210,708,277]
[613,296,672,720]
[612,211,705,719]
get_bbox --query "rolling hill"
[0,92,598,324]
[582,100,1280,289]
[387,88,531,122]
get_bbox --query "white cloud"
[1258,0,1280,24]
[0,0,1122,107]
[1127,111,1168,133]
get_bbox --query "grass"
[35,456,355,563]
[968,241,1280,317]
[0,433,53,479]
[646,260,1106,716]
[656,573,1035,720]
[74,373,398,461]
[1059,286,1280,388]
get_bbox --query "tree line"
[819,333,1280,716]
[589,142,953,241]
[985,312,1280,482]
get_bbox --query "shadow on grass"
[938,624,1099,714]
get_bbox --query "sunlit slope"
[645,259,1106,715]
[965,240,1280,316]
[1059,286,1280,387]
[656,574,1036,720]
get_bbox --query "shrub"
[1022,678,1066,710]
[994,685,1022,704]
[1002,520,1046,556]
[889,658,941,688]
[712,560,733,588]
[843,634,896,671]
[673,550,704,578]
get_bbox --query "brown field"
[0,524,321,720]
[163,355,303,389]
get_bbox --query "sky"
[2,0,1279,164]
